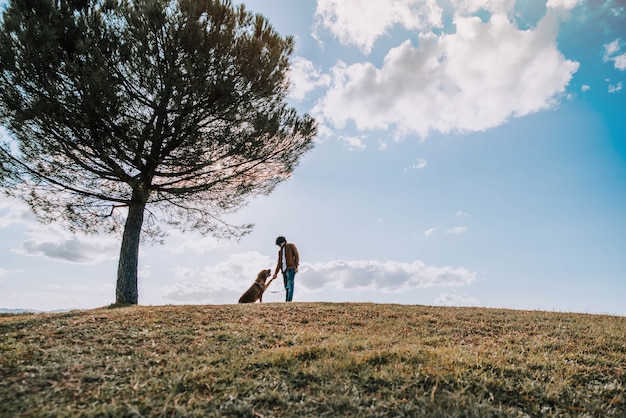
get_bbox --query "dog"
[238,269,275,303]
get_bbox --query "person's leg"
[282,271,289,302]
[285,269,295,302]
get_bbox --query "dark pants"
[282,268,295,302]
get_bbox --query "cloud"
[161,251,274,302]
[434,292,480,306]
[300,259,476,292]
[446,226,467,234]
[608,82,623,93]
[603,39,626,71]
[604,39,621,58]
[138,264,152,279]
[288,57,331,101]
[614,54,626,71]
[314,10,579,138]
[161,253,476,302]
[1,196,118,264]
[340,135,366,150]
[455,210,470,217]
[165,230,231,254]
[0,197,38,228]
[404,158,427,172]
[0,196,228,264]
[16,238,118,264]
[546,0,582,11]
[581,85,590,92]
[424,227,437,237]
[314,0,443,54]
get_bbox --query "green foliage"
[0,0,316,304]
[0,0,315,237]
[1,303,624,416]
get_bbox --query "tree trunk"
[115,195,147,305]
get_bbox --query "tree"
[0,0,316,305]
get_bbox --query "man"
[272,236,299,302]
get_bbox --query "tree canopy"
[0,0,316,304]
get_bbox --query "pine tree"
[0,0,316,305]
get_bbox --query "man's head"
[275,236,286,247]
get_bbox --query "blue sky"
[1,0,625,315]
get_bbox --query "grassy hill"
[1,303,624,417]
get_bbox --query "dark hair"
[275,236,286,245]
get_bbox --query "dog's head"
[256,268,272,284]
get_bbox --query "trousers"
[282,268,295,302]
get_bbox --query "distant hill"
[0,308,41,314]
[0,308,72,314]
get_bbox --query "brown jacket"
[275,243,299,274]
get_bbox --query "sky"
[1,0,625,316]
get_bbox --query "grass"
[1,303,624,417]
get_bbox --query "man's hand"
[272,273,277,280]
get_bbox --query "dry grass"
[1,303,624,417]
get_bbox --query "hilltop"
[1,303,624,417]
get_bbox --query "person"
[272,236,299,302]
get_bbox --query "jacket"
[275,243,299,274]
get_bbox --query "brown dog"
[238,269,274,303]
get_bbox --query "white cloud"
[452,0,515,15]
[404,158,427,172]
[608,82,623,93]
[455,210,470,217]
[173,266,196,281]
[603,39,626,71]
[613,53,626,71]
[609,5,623,17]
[315,11,579,138]
[446,226,467,234]
[314,0,443,54]
[0,196,37,228]
[340,135,366,150]
[424,227,437,237]
[434,292,480,306]
[300,259,476,292]
[581,84,590,92]
[604,39,621,59]
[1,196,118,264]
[16,237,118,264]
[288,57,331,101]
[138,264,151,279]
[546,0,582,11]
[162,251,274,302]
[161,253,476,301]
[165,230,231,254]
